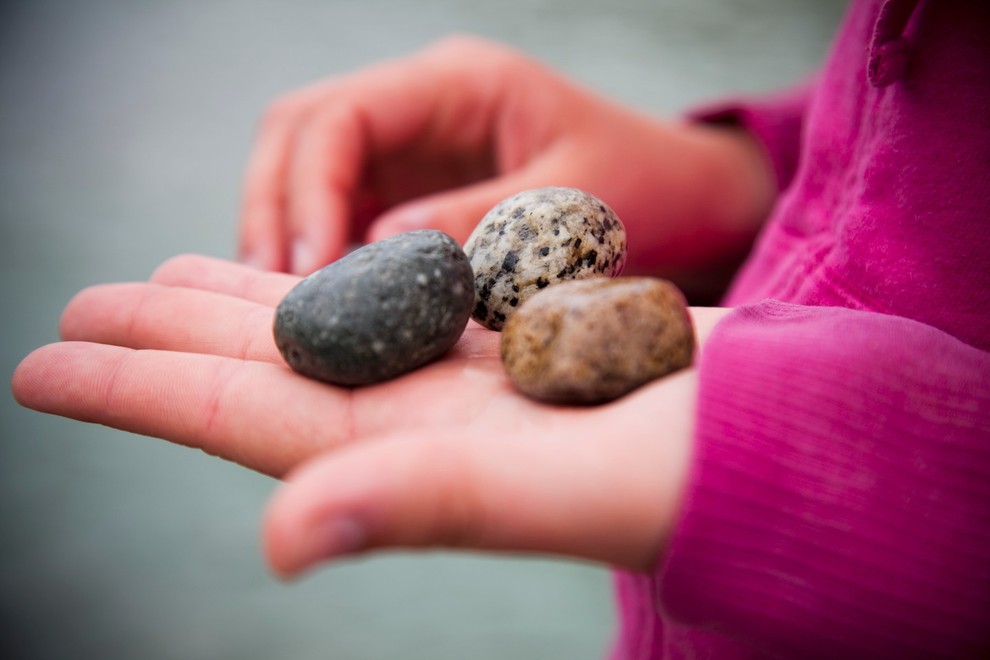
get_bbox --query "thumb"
[366,163,572,246]
[262,411,690,578]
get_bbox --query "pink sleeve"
[689,80,815,194]
[660,301,990,656]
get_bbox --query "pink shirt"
[611,1,990,657]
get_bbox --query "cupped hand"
[12,255,731,576]
[239,35,773,276]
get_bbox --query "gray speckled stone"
[500,277,694,404]
[464,187,627,331]
[274,230,474,386]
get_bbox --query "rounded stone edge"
[272,229,476,386]
[499,277,696,405]
[464,187,628,332]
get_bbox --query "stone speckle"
[464,187,626,331]
[274,230,474,386]
[500,277,695,404]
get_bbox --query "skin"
[12,36,773,578]
[12,255,731,576]
[238,36,773,276]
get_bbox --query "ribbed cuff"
[658,300,990,657]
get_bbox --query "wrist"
[680,121,776,247]
[611,114,774,275]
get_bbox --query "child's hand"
[238,35,773,276]
[12,255,731,576]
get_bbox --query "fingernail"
[293,517,366,575]
[291,239,316,275]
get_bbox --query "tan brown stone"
[500,277,694,404]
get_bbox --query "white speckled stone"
[464,187,627,331]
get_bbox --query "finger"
[280,41,510,272]
[281,58,451,274]
[60,282,283,364]
[150,254,300,306]
[263,370,698,576]
[366,178,515,246]
[263,431,669,576]
[240,99,300,272]
[366,149,582,246]
[238,75,360,272]
[11,342,349,477]
[57,281,502,369]
[284,101,367,274]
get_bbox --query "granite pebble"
[500,277,695,404]
[464,187,626,331]
[274,230,474,386]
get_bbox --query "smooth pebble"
[500,277,695,404]
[464,187,626,331]
[274,230,474,386]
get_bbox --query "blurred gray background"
[1,1,844,658]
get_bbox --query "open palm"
[12,254,728,577]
